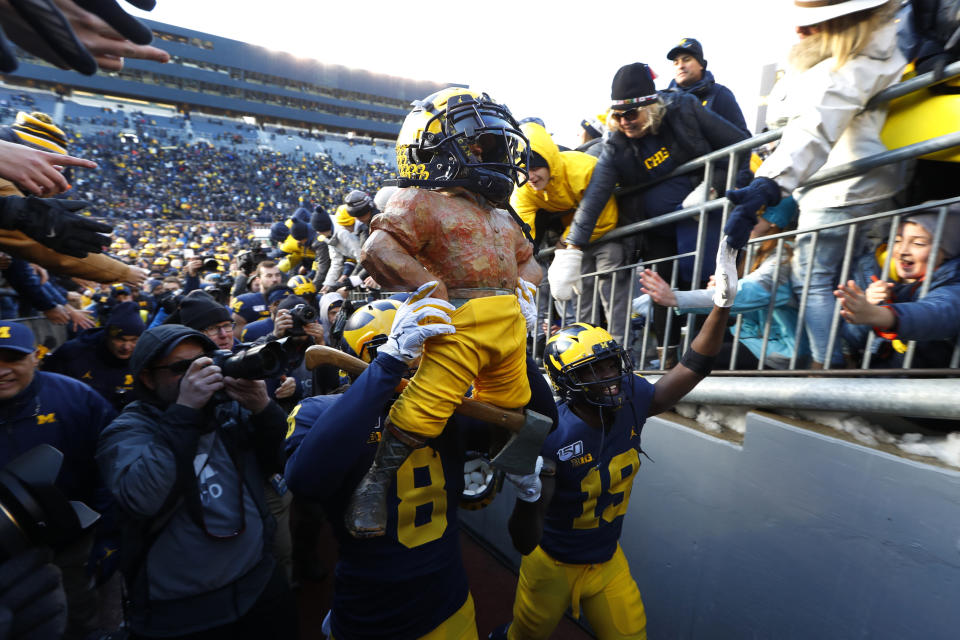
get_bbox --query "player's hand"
[363,275,379,290]
[547,248,582,302]
[379,281,456,364]
[712,240,739,308]
[0,140,96,196]
[639,269,678,307]
[176,357,223,410]
[272,309,293,338]
[505,455,543,503]
[515,277,538,334]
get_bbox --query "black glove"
[75,0,156,45]
[723,177,782,250]
[0,548,67,640]
[0,196,112,258]
[0,27,19,72]
[8,0,97,75]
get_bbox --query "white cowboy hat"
[792,0,889,27]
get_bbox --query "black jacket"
[668,70,750,136]
[566,91,749,247]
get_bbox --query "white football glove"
[515,277,538,334]
[712,238,739,308]
[379,281,456,363]
[506,455,543,503]
[547,248,582,302]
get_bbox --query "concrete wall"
[462,412,960,639]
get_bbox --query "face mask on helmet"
[395,89,529,205]
[545,323,633,409]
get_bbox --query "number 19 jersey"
[540,374,655,565]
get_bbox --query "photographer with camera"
[96,324,296,640]
[239,285,293,343]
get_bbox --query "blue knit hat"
[106,301,146,337]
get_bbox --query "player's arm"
[507,463,556,556]
[361,229,448,299]
[285,353,408,499]
[649,305,730,415]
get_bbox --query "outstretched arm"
[650,305,730,415]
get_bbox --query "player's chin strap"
[384,178,535,247]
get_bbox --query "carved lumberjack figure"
[349,88,543,537]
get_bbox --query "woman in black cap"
[550,62,749,362]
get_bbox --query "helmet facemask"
[560,348,633,409]
[398,91,529,205]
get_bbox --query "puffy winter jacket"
[509,122,618,248]
[756,20,907,209]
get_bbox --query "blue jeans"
[790,199,892,366]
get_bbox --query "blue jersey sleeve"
[284,352,407,500]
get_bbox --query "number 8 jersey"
[284,354,469,639]
[540,374,655,565]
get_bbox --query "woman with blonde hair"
[551,62,749,363]
[723,0,906,368]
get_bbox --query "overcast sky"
[128,1,798,147]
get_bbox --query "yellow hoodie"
[510,122,618,244]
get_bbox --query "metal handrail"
[529,61,960,417]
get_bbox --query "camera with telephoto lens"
[0,444,99,562]
[288,303,317,337]
[199,256,219,272]
[210,341,286,380]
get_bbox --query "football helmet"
[544,323,633,409]
[287,274,316,296]
[393,88,529,205]
[341,299,402,363]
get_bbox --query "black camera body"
[156,290,184,315]
[210,341,286,380]
[199,256,220,272]
[288,303,317,336]
[237,247,269,277]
